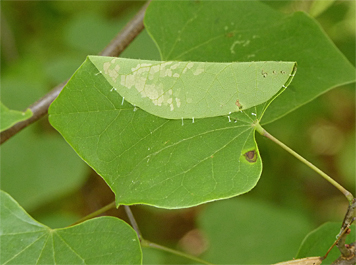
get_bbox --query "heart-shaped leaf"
[0,190,142,264]
[144,0,356,123]
[48,57,278,208]
[0,102,32,132]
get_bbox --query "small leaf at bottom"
[0,190,142,264]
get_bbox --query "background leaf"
[2,1,355,264]
[1,126,88,212]
[0,102,32,132]
[0,53,88,214]
[309,0,336,18]
[198,198,313,264]
[144,0,355,123]
[90,56,296,119]
[296,222,356,264]
[0,190,142,264]
[49,58,268,208]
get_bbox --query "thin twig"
[337,215,356,258]
[123,206,213,264]
[124,205,142,241]
[323,218,356,260]
[331,242,356,265]
[70,201,117,226]
[253,122,354,204]
[1,81,66,144]
[0,1,151,145]
[141,239,215,265]
[339,199,356,237]
[99,1,150,57]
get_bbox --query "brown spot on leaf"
[235,99,242,109]
[226,32,235,38]
[244,150,257,163]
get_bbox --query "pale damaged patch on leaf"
[90,56,297,119]
[102,59,205,112]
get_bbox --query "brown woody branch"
[0,0,151,145]
[332,200,356,265]
[332,242,356,265]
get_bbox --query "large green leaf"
[0,190,142,264]
[0,102,32,132]
[144,0,356,123]
[49,57,269,208]
[90,56,296,119]
[296,222,356,264]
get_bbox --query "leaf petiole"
[124,205,142,240]
[69,203,214,264]
[70,201,117,226]
[141,239,214,265]
[253,122,354,204]
[124,205,214,264]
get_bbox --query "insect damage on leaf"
[244,150,258,163]
[235,99,243,110]
[89,56,297,120]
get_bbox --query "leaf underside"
[90,56,296,119]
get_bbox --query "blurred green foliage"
[1,1,354,263]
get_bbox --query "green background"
[1,1,355,264]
